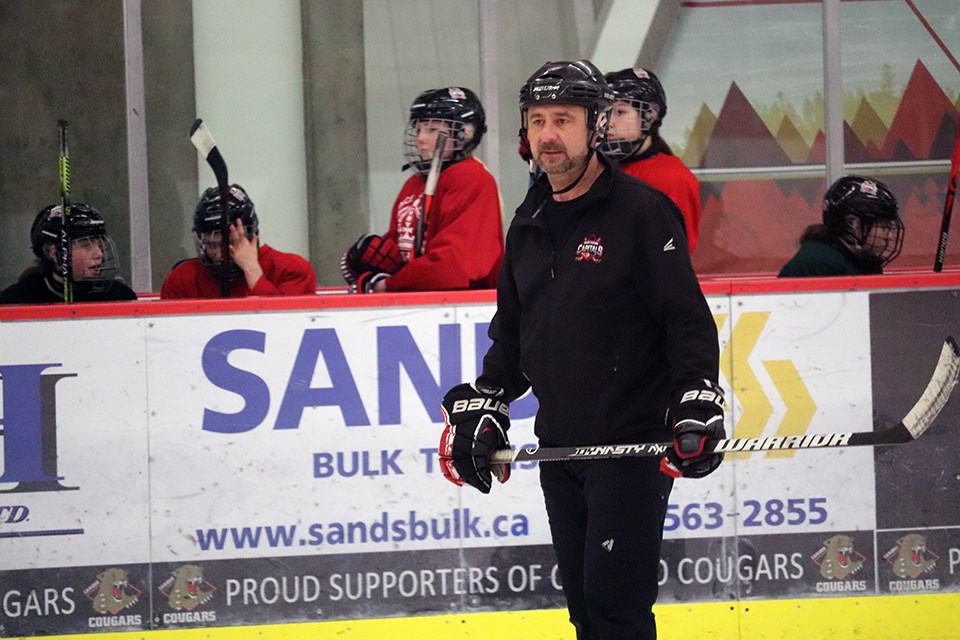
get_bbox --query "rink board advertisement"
[0,286,958,635]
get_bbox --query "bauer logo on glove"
[661,379,726,479]
[438,382,512,494]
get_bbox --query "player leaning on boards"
[0,203,136,304]
[161,184,316,299]
[339,87,504,293]
[438,60,724,640]
[601,66,702,254]
[779,175,904,277]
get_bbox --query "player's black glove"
[439,382,511,494]
[340,234,402,285]
[660,379,725,479]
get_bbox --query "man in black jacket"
[438,60,724,639]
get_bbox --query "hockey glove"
[340,234,402,285]
[355,271,390,294]
[660,379,726,479]
[439,382,511,494]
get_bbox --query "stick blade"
[190,119,217,158]
[900,336,960,439]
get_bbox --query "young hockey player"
[779,175,904,277]
[339,87,504,293]
[0,203,136,304]
[161,184,316,298]
[601,66,702,253]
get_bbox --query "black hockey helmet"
[193,183,259,238]
[30,203,119,285]
[404,87,487,174]
[32,203,109,259]
[193,183,259,279]
[600,67,667,159]
[518,60,614,149]
[823,175,903,266]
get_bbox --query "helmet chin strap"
[550,147,597,196]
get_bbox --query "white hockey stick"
[490,336,960,465]
[414,130,448,258]
[190,118,232,297]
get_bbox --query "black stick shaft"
[934,128,960,272]
[58,120,74,303]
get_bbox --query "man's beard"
[536,143,587,176]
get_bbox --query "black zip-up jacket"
[480,159,719,447]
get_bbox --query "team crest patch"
[859,179,878,196]
[575,235,604,263]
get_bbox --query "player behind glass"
[161,184,316,298]
[601,66,702,253]
[339,87,504,293]
[779,175,904,277]
[0,203,135,304]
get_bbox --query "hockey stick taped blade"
[190,119,217,158]
[901,336,960,438]
[488,336,960,464]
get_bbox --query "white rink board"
[0,318,150,569]
[668,291,874,540]
[0,292,875,569]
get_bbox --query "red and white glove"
[660,379,725,479]
[439,382,511,493]
[340,234,402,285]
[355,271,389,294]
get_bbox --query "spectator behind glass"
[161,183,316,299]
[0,203,137,304]
[339,87,504,293]
[779,175,904,277]
[601,67,702,253]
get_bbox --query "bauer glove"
[660,379,725,479]
[340,234,402,285]
[439,382,511,494]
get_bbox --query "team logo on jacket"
[575,235,604,263]
[395,193,422,260]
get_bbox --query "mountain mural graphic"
[686,59,960,275]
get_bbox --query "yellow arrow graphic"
[763,359,817,458]
[727,311,772,459]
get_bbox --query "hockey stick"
[490,336,960,464]
[414,131,448,258]
[57,119,74,303]
[933,128,960,272]
[190,118,231,297]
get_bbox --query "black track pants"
[540,457,673,640]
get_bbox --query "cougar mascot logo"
[813,534,864,580]
[884,533,938,579]
[160,564,215,611]
[86,567,140,615]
